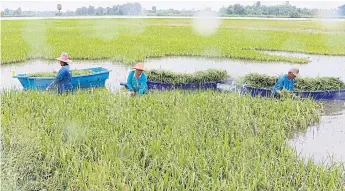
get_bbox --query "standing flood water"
[144,52,345,81]
[1,51,345,90]
[289,101,345,166]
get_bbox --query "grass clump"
[1,89,344,190]
[146,69,229,84]
[238,73,345,91]
[27,69,94,77]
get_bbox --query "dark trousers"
[273,93,281,99]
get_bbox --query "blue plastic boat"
[120,80,221,90]
[217,82,345,101]
[13,67,111,90]
[121,77,345,101]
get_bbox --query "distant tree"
[96,7,104,15]
[256,1,261,8]
[289,11,300,18]
[4,8,10,15]
[338,4,345,15]
[152,6,156,13]
[106,7,113,15]
[227,5,234,14]
[88,5,95,15]
[218,6,228,15]
[76,8,82,15]
[119,2,142,15]
[233,4,245,15]
[57,4,62,16]
[113,5,120,15]
[81,6,88,15]
[286,1,290,5]
[244,5,254,15]
[64,10,74,16]
[268,6,279,16]
[15,7,22,16]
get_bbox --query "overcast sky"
[1,1,344,11]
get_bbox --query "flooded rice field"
[1,52,345,166]
[1,51,345,90]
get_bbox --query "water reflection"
[289,101,345,166]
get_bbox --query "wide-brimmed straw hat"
[132,62,145,71]
[56,52,72,63]
[289,67,299,77]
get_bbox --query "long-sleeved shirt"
[47,65,73,94]
[126,70,148,96]
[271,74,295,95]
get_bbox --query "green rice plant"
[1,89,344,190]
[294,77,345,91]
[238,73,345,91]
[146,69,229,84]
[27,69,93,77]
[237,73,277,88]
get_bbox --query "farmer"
[271,67,299,97]
[126,62,148,96]
[46,52,73,94]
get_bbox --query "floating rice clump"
[146,69,230,84]
[27,69,94,77]
[238,73,345,91]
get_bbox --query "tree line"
[75,3,142,16]
[2,2,345,18]
[218,2,344,18]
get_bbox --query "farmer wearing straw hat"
[272,67,299,97]
[46,52,73,94]
[126,62,148,96]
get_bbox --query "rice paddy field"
[2,18,345,64]
[1,17,345,190]
[2,90,344,190]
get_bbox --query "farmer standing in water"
[46,52,73,94]
[271,67,299,97]
[126,62,148,96]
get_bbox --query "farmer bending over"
[271,67,299,98]
[126,62,148,96]
[46,52,73,94]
